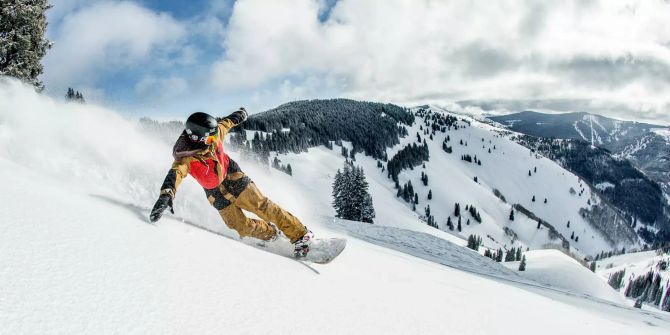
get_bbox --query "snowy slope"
[596,250,670,310]
[1,78,667,334]
[504,250,625,303]
[272,105,620,258]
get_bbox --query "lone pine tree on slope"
[0,0,52,90]
[332,161,375,223]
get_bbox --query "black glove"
[238,107,248,122]
[150,194,174,223]
[217,107,248,124]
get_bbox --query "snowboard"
[255,237,347,264]
[302,237,347,264]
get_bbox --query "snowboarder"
[149,109,314,258]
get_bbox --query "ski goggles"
[186,128,216,144]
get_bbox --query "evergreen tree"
[0,0,52,90]
[332,162,375,223]
[589,261,596,272]
[457,216,462,232]
[427,189,432,200]
[509,208,514,221]
[467,235,482,251]
[662,285,670,312]
[447,216,453,230]
[505,248,516,262]
[532,195,535,202]
[519,255,527,271]
[515,247,522,261]
[607,269,625,290]
[536,220,541,229]
[454,203,460,217]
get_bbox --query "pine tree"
[447,216,453,230]
[518,255,526,271]
[427,189,432,200]
[505,248,516,262]
[607,269,625,290]
[332,162,375,223]
[515,247,522,261]
[457,216,462,232]
[454,203,460,217]
[0,0,52,90]
[589,262,596,272]
[509,208,514,221]
[467,235,482,251]
[532,195,535,202]
[536,220,541,229]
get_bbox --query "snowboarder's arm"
[159,159,190,198]
[217,107,248,138]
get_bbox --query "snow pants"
[206,175,307,243]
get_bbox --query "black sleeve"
[217,108,248,126]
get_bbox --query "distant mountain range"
[488,111,663,145]
[488,111,670,196]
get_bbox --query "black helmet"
[185,112,217,142]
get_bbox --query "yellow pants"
[217,182,307,243]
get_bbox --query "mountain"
[488,111,664,146]
[487,110,670,243]
[488,110,670,195]
[1,79,670,333]
[237,100,648,255]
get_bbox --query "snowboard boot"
[293,229,314,258]
[256,222,279,247]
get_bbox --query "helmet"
[185,112,217,143]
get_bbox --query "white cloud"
[211,0,670,123]
[135,75,188,101]
[43,1,186,89]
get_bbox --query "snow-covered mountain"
[241,102,641,258]
[487,110,670,244]
[1,78,669,334]
[488,111,665,146]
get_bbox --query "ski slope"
[273,105,621,258]
[0,78,667,334]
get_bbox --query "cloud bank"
[212,0,670,123]
[43,1,186,97]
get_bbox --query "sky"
[41,0,670,124]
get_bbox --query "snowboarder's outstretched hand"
[150,194,174,223]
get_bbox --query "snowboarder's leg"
[218,204,278,241]
[235,182,308,243]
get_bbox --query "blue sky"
[42,0,670,124]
